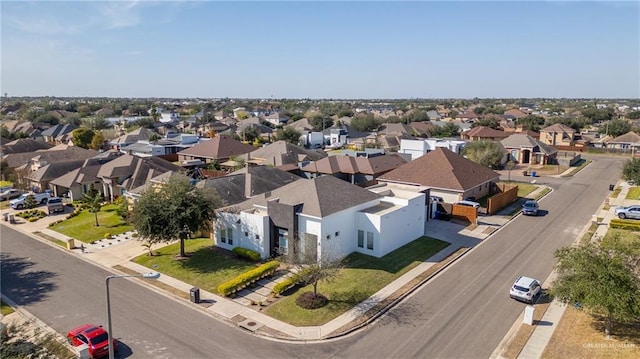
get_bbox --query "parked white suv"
[10,191,52,210]
[509,276,541,304]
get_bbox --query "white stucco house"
[399,138,467,160]
[213,175,428,262]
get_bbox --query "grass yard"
[133,239,258,294]
[49,204,133,243]
[264,237,450,326]
[1,300,14,316]
[542,305,640,359]
[626,187,640,200]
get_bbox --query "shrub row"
[66,208,83,219]
[217,260,280,296]
[232,247,261,262]
[609,218,640,231]
[16,209,46,221]
[272,277,297,295]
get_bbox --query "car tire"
[17,204,23,210]
[619,213,626,219]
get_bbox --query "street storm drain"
[238,319,264,332]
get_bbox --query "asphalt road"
[0,155,624,359]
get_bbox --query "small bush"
[272,276,298,295]
[104,233,112,239]
[28,217,39,222]
[295,291,328,309]
[232,247,261,262]
[217,260,280,296]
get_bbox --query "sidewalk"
[0,182,556,345]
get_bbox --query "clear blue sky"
[2,1,639,99]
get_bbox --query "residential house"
[196,165,303,207]
[285,118,314,132]
[501,134,558,165]
[264,113,289,127]
[539,123,576,146]
[504,109,528,119]
[399,138,467,160]
[160,111,180,123]
[49,151,122,200]
[1,138,54,155]
[606,132,640,152]
[461,126,510,142]
[426,110,441,121]
[378,147,500,203]
[214,175,426,261]
[96,154,183,201]
[0,120,41,139]
[300,153,408,186]
[109,127,155,151]
[120,133,199,157]
[25,159,87,193]
[241,140,327,168]
[456,111,480,122]
[176,135,255,165]
[40,124,77,145]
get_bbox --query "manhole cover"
[238,319,263,332]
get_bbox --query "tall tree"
[600,119,632,137]
[461,140,505,169]
[89,132,105,150]
[84,188,103,226]
[622,157,640,185]
[550,243,640,337]
[131,177,223,258]
[276,127,301,144]
[72,128,95,149]
[428,123,460,138]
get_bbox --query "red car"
[67,324,116,358]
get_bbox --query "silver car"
[614,205,640,219]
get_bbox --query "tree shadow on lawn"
[590,315,640,345]
[0,253,58,307]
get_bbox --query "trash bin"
[531,171,536,177]
[3,213,8,222]
[8,214,15,224]
[190,287,200,304]
[522,171,528,176]
[609,184,615,191]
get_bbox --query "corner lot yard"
[264,236,449,326]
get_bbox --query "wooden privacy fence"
[487,184,519,215]
[451,204,478,224]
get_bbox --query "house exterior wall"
[377,197,425,256]
[399,139,429,160]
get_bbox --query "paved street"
[0,155,625,358]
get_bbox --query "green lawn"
[603,228,640,249]
[264,237,450,326]
[626,187,640,200]
[133,239,259,294]
[49,204,134,243]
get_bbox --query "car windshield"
[524,202,536,208]
[514,285,530,292]
[89,332,109,346]
[49,198,61,203]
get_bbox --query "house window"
[278,228,288,255]
[221,228,233,245]
[220,228,227,244]
[367,232,374,250]
[255,234,260,240]
[357,230,364,248]
[244,231,249,237]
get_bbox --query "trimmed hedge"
[272,277,297,295]
[609,218,640,231]
[217,260,280,296]
[232,247,261,262]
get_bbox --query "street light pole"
[106,272,160,359]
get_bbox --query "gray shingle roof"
[233,175,382,217]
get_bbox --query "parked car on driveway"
[46,197,65,214]
[509,276,541,304]
[614,205,640,219]
[0,188,21,201]
[9,192,52,210]
[67,324,116,359]
[522,200,539,216]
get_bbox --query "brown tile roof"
[243,140,326,166]
[504,109,528,119]
[609,131,640,144]
[301,154,407,175]
[378,148,500,191]
[1,138,54,154]
[464,126,510,139]
[540,123,575,133]
[177,135,255,160]
[2,146,98,169]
